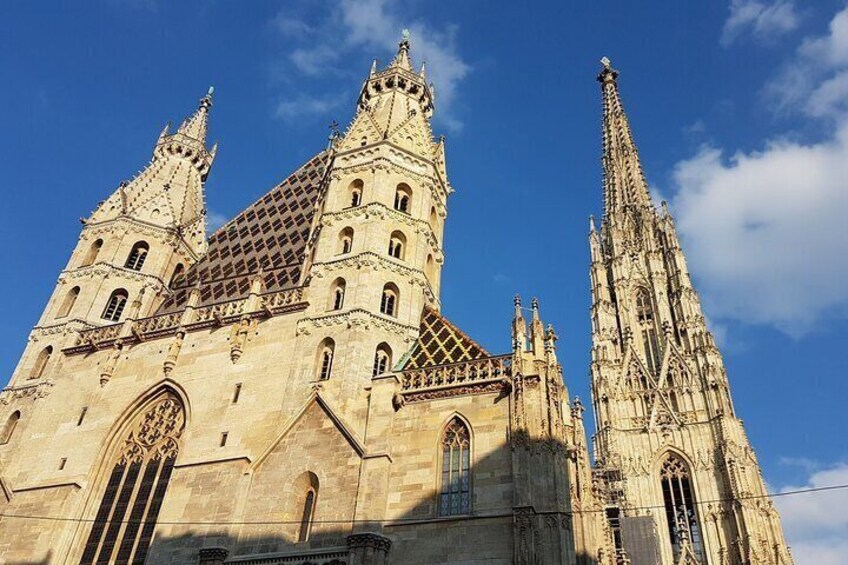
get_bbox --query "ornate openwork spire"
[598,58,653,218]
[177,86,214,142]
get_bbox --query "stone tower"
[7,91,215,389]
[588,58,793,565]
[288,31,448,426]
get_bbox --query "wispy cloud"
[765,6,848,118]
[206,210,228,234]
[268,0,470,131]
[274,93,346,121]
[669,6,848,336]
[775,461,848,565]
[721,0,799,47]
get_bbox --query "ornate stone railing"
[224,548,348,565]
[395,354,512,406]
[66,286,308,354]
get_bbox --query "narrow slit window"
[220,432,228,447]
[232,383,242,404]
[78,406,88,426]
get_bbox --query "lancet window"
[329,278,346,311]
[349,179,363,207]
[394,184,411,213]
[30,346,53,379]
[380,284,398,317]
[635,288,661,374]
[81,239,103,267]
[57,286,80,318]
[318,338,335,380]
[0,411,20,444]
[660,454,705,563]
[79,393,185,564]
[388,231,406,260]
[339,227,354,255]
[124,241,149,271]
[372,343,392,376]
[102,289,129,322]
[439,417,471,516]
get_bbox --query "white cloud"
[670,6,848,336]
[274,93,345,121]
[721,0,799,46]
[669,124,848,334]
[269,0,470,131]
[775,462,848,565]
[766,7,848,118]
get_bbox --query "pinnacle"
[177,87,214,143]
[389,28,414,71]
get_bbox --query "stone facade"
[0,38,790,565]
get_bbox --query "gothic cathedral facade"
[0,38,791,565]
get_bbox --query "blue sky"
[1,1,847,559]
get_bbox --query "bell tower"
[7,90,215,388]
[294,31,449,429]
[589,59,793,565]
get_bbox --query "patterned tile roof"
[402,306,489,369]
[157,151,329,313]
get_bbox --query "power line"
[0,483,844,527]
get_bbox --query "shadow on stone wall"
[138,437,601,565]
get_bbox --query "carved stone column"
[347,532,392,565]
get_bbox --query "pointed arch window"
[124,241,149,271]
[318,338,335,380]
[439,417,471,516]
[339,227,354,255]
[57,286,81,318]
[635,288,661,374]
[81,239,103,267]
[388,231,406,260]
[169,264,185,288]
[349,179,363,208]
[0,411,20,444]
[79,393,185,564]
[380,283,399,317]
[102,289,129,322]
[372,343,392,376]
[30,346,53,380]
[660,454,705,563]
[394,184,412,213]
[329,278,346,311]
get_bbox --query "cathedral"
[0,36,793,565]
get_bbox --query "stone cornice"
[331,151,449,208]
[81,215,202,263]
[59,262,166,289]
[320,202,444,257]
[312,251,439,306]
[296,308,418,340]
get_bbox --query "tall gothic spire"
[598,58,653,218]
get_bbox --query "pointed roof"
[402,306,489,369]
[389,29,414,71]
[178,87,214,142]
[598,58,653,218]
[157,151,329,313]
